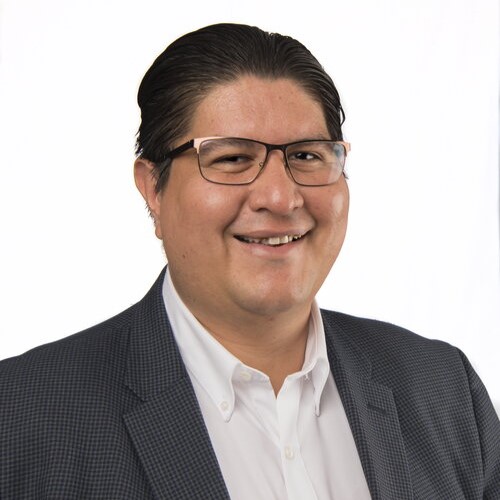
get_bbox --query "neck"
[196,307,311,394]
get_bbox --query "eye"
[205,153,256,174]
[290,151,321,161]
[213,154,253,164]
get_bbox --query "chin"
[236,286,313,317]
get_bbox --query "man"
[1,23,499,499]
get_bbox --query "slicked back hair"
[136,23,345,191]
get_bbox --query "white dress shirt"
[163,268,371,500]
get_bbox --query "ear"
[134,158,163,239]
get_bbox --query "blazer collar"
[123,268,230,499]
[124,268,186,400]
[322,311,414,500]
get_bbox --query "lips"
[235,233,305,246]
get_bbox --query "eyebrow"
[205,135,334,145]
[282,134,333,143]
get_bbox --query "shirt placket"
[277,375,318,500]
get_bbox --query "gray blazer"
[1,269,499,499]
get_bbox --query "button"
[240,371,252,382]
[284,446,295,460]
[219,401,229,412]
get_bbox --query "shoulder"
[321,310,500,495]
[0,302,138,400]
[0,302,145,475]
[0,299,159,497]
[0,269,167,381]
[320,309,474,410]
[321,308,498,431]
[321,309,461,369]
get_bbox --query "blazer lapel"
[122,270,230,500]
[322,312,414,500]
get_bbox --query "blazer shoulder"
[321,309,500,496]
[321,308,457,358]
[0,301,139,387]
[320,308,470,393]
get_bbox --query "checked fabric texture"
[1,268,499,499]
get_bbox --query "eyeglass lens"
[197,138,345,186]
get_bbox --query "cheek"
[312,182,349,235]
[159,183,242,248]
[332,187,349,226]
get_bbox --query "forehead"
[188,76,329,144]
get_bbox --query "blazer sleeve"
[459,350,500,499]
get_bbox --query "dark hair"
[136,23,345,191]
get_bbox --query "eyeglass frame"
[158,136,351,186]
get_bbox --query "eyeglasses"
[161,137,350,186]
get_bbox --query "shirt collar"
[307,302,331,416]
[162,267,331,421]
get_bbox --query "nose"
[246,150,304,215]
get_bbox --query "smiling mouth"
[235,234,305,247]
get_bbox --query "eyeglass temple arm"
[339,141,351,154]
[161,139,195,161]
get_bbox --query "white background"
[1,0,499,412]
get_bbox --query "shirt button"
[240,371,252,382]
[284,446,295,460]
[220,401,229,412]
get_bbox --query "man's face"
[137,76,349,327]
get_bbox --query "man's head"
[134,24,349,333]
[135,23,345,192]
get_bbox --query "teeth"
[238,234,303,246]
